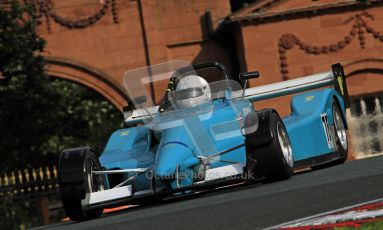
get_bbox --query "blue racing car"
[58,60,350,221]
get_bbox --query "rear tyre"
[333,102,348,163]
[312,101,348,170]
[59,149,104,221]
[249,113,294,182]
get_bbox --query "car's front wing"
[81,163,247,210]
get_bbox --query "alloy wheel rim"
[334,106,348,150]
[87,159,104,192]
[277,122,294,167]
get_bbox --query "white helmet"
[175,75,211,108]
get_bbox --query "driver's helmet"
[175,75,211,108]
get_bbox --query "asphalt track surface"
[36,155,383,230]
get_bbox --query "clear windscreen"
[123,60,243,129]
[123,60,195,108]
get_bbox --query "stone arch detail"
[344,58,383,78]
[277,11,383,80]
[343,58,383,98]
[45,57,129,111]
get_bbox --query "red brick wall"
[39,0,231,96]
[36,1,383,114]
[237,6,383,115]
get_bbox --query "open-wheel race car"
[58,60,350,221]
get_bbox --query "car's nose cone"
[155,142,198,178]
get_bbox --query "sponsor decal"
[337,75,344,96]
[119,131,130,136]
[305,95,314,102]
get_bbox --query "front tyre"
[249,113,294,182]
[59,148,104,221]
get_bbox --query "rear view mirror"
[122,106,133,120]
[239,71,259,99]
[133,95,147,106]
[239,71,260,81]
[131,95,154,121]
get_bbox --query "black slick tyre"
[59,149,104,221]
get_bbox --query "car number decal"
[320,113,334,149]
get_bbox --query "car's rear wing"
[124,63,349,126]
[240,63,349,108]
